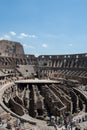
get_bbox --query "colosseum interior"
[0,40,87,129]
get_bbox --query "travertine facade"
[0,40,24,56]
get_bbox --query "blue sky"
[0,0,87,56]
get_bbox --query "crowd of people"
[48,113,87,130]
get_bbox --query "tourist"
[67,123,71,130]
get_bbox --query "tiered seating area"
[16,65,35,78]
[38,54,87,83]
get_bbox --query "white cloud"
[28,34,36,38]
[10,31,16,36]
[23,43,35,49]
[0,35,11,40]
[4,35,11,40]
[18,33,36,39]
[42,43,48,48]
[18,33,28,39]
[0,32,37,41]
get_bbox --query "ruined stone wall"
[0,40,24,56]
[37,54,87,83]
[9,98,25,116]
[38,54,87,69]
